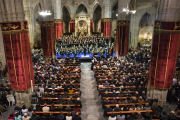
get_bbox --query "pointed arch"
[76,4,88,14]
[92,1,102,14]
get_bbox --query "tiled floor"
[0,62,178,120]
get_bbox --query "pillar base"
[119,56,126,61]
[15,89,33,108]
[147,84,168,107]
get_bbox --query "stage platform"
[56,52,116,59]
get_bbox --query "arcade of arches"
[0,0,180,119]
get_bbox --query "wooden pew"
[103,97,139,100]
[107,110,152,114]
[99,86,135,89]
[101,91,136,94]
[48,88,80,90]
[54,83,80,86]
[47,92,80,95]
[42,97,77,100]
[35,111,80,114]
[105,103,146,107]
[40,104,80,107]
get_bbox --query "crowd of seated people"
[91,48,178,120]
[3,57,82,120]
[0,81,13,114]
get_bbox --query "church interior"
[0,0,180,120]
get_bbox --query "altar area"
[75,11,91,36]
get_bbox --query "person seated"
[132,97,138,103]
[72,112,81,120]
[39,113,48,120]
[102,91,109,97]
[151,102,159,114]
[47,98,53,104]
[57,112,65,120]
[50,103,57,111]
[143,111,151,120]
[22,105,28,115]
[136,103,143,110]
[110,90,117,97]
[75,97,82,108]
[110,97,117,104]
[65,105,72,111]
[73,104,80,112]
[8,113,15,120]
[102,98,110,109]
[42,103,50,112]
[104,105,112,117]
[66,112,72,120]
[113,104,121,111]
[144,103,151,110]
[135,112,143,119]
[15,113,22,120]
[138,96,144,104]
[48,113,58,120]
[116,113,125,120]
[168,111,176,120]
[14,104,21,112]
[22,113,30,120]
[108,113,116,120]
[68,87,74,94]
[129,104,136,111]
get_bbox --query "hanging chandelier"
[122,0,136,14]
[39,11,52,16]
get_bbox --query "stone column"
[22,0,34,48]
[54,0,63,43]
[0,27,6,68]
[102,0,112,40]
[147,0,180,106]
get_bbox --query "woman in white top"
[66,112,72,120]
[108,113,116,120]
[21,105,28,115]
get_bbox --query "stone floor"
[80,63,106,120]
[0,62,178,120]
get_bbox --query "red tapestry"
[54,19,63,41]
[103,18,112,41]
[116,20,129,56]
[90,19,93,32]
[1,21,34,91]
[149,21,180,89]
[41,21,54,57]
[70,20,75,33]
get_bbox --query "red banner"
[41,21,54,57]
[116,20,129,56]
[54,19,63,40]
[70,20,75,33]
[103,18,112,41]
[101,19,104,33]
[90,19,93,33]
[1,21,34,91]
[149,21,180,89]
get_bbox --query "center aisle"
[80,62,106,120]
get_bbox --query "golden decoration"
[154,22,161,29]
[10,25,19,30]
[1,23,19,30]
[175,22,180,30]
